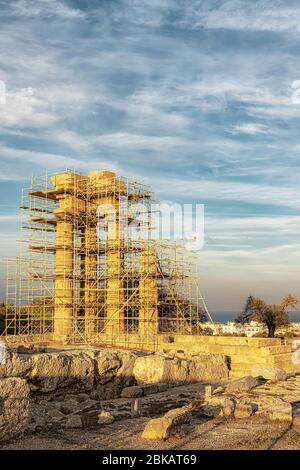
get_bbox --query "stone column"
[84,222,98,339]
[88,171,125,339]
[139,246,158,337]
[51,174,74,342]
[51,172,86,342]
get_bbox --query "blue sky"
[1,0,300,311]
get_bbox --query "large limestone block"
[29,352,94,392]
[114,351,138,385]
[134,353,229,385]
[1,347,94,392]
[120,385,143,398]
[203,396,236,418]
[67,352,95,390]
[97,410,115,425]
[0,377,30,442]
[188,354,229,381]
[96,350,122,384]
[95,349,137,390]
[142,383,160,396]
[0,348,33,379]
[65,414,82,429]
[46,408,65,423]
[169,358,190,383]
[142,406,191,440]
[251,367,287,382]
[133,355,178,384]
[226,375,259,394]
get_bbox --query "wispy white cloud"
[229,123,274,135]
[3,0,85,19]
[207,215,300,233]
[0,144,122,178]
[93,132,187,150]
[0,87,57,128]
[53,130,188,153]
[183,0,300,33]
[107,0,176,28]
[0,144,84,168]
[0,84,94,128]
[155,176,300,210]
[84,0,300,35]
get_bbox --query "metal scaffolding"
[5,169,206,349]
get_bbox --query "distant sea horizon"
[210,311,300,324]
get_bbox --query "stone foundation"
[0,347,229,394]
[4,333,299,378]
[1,338,300,447]
[89,333,300,378]
[0,345,229,442]
[156,335,300,377]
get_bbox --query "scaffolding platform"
[5,169,206,349]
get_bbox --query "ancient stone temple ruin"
[5,169,202,348]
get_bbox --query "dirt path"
[2,415,300,450]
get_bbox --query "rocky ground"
[1,346,300,450]
[1,416,298,450]
[2,375,300,450]
[1,389,300,450]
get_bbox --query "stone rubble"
[120,386,143,398]
[251,367,287,382]
[234,403,257,419]
[199,370,300,425]
[65,414,82,429]
[4,346,300,445]
[0,346,230,441]
[140,368,300,441]
[225,375,260,394]
[0,378,30,442]
[97,410,115,425]
[142,406,192,440]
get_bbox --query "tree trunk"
[267,323,275,338]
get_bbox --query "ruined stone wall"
[0,346,229,442]
[4,333,299,378]
[0,347,229,394]
[156,335,300,377]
